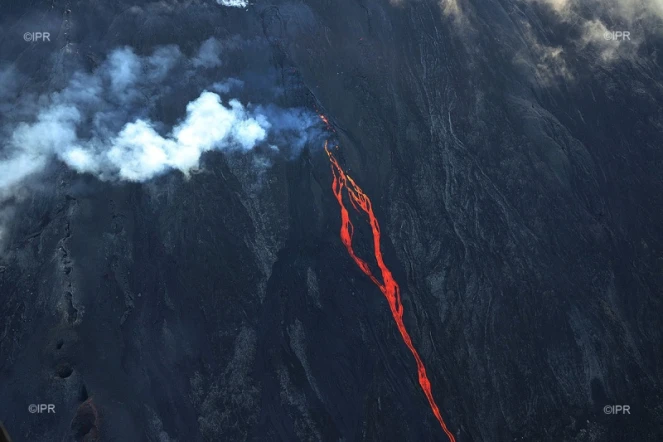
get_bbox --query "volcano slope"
[1,0,662,441]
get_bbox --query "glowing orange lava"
[317,112,335,133]
[325,141,456,442]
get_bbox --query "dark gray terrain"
[1,0,662,441]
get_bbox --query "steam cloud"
[444,0,663,84]
[0,39,316,185]
[216,0,249,8]
[521,0,663,66]
[62,92,270,181]
[0,38,319,245]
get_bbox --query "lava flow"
[318,113,335,133]
[325,142,456,442]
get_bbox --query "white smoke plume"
[528,0,663,23]
[63,92,269,181]
[193,38,224,69]
[0,39,316,184]
[443,0,663,82]
[522,0,663,63]
[0,38,320,247]
[216,0,249,8]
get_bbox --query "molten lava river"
[325,141,456,442]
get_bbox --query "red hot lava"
[325,141,456,442]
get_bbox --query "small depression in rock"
[64,292,78,323]
[56,363,73,379]
[71,402,97,442]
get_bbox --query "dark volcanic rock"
[1,0,662,441]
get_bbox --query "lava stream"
[318,113,335,132]
[325,142,456,442]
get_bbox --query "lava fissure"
[325,142,456,442]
